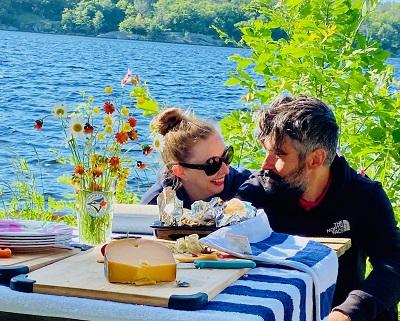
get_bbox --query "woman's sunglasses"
[179,146,234,176]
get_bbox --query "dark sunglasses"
[179,145,234,176]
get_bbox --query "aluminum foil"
[156,187,183,226]
[180,197,223,226]
[215,199,257,227]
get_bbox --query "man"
[236,96,400,321]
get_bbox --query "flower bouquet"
[35,69,159,245]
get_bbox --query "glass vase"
[75,189,114,246]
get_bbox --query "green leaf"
[392,129,400,143]
[225,77,242,86]
[137,99,158,116]
[368,127,386,141]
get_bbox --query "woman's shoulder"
[140,167,172,205]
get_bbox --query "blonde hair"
[153,107,216,171]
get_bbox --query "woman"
[141,107,251,208]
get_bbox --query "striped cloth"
[0,268,312,321]
[200,211,338,321]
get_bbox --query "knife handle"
[194,260,256,269]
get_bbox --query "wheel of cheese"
[104,239,176,285]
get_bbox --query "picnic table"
[0,205,351,321]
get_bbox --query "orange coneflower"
[132,74,140,86]
[84,123,94,134]
[92,167,103,177]
[128,117,137,127]
[136,160,147,170]
[142,144,154,156]
[109,156,120,169]
[115,131,129,144]
[103,101,115,114]
[74,165,85,175]
[34,119,43,130]
[128,129,138,141]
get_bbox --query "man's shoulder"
[235,170,267,205]
[332,156,384,198]
[345,169,385,199]
[238,169,265,188]
[225,167,252,188]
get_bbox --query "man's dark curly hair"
[258,96,339,165]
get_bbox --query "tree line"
[0,0,399,54]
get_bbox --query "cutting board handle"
[168,292,209,310]
[10,274,35,293]
[0,265,29,284]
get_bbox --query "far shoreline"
[0,27,238,50]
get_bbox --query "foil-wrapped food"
[216,198,257,227]
[157,187,256,227]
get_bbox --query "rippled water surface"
[0,30,399,200]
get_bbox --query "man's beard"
[260,164,307,201]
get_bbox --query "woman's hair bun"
[153,107,188,136]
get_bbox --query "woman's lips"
[211,177,225,186]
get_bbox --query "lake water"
[0,30,399,201]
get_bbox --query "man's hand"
[328,310,351,321]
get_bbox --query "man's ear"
[307,148,327,169]
[171,164,185,178]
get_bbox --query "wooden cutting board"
[0,247,81,284]
[10,247,251,310]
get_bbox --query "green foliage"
[363,2,400,56]
[0,157,76,226]
[222,0,400,221]
[2,0,399,54]
[61,0,123,34]
[220,109,264,168]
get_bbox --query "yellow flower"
[122,122,132,132]
[97,133,105,140]
[88,96,95,103]
[109,145,116,152]
[93,106,100,114]
[53,104,67,118]
[105,86,113,95]
[121,105,129,116]
[104,115,113,125]
[105,125,113,135]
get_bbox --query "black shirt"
[236,155,400,321]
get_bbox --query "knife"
[193,259,256,269]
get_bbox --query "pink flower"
[120,68,132,87]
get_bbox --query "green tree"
[364,2,400,55]
[61,0,122,34]
[222,0,400,219]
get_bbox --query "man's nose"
[262,152,276,170]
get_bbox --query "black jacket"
[236,155,400,321]
[141,166,252,209]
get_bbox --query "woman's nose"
[262,152,276,170]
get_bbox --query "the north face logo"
[327,220,350,235]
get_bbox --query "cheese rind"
[104,239,177,285]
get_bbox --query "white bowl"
[112,204,159,235]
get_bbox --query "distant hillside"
[0,0,398,54]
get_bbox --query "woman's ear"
[171,164,185,178]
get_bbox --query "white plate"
[7,245,69,253]
[0,220,73,237]
[0,232,73,241]
[0,236,73,246]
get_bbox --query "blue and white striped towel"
[200,211,338,321]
